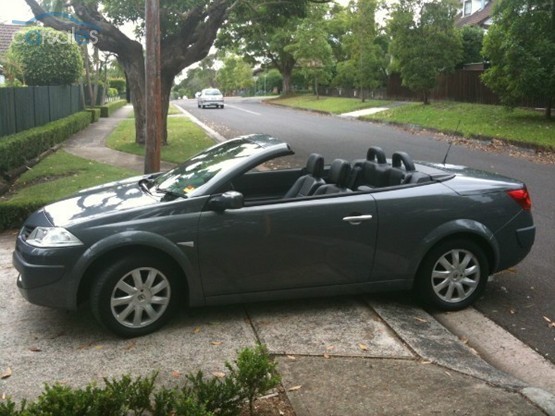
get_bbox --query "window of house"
[464,0,472,15]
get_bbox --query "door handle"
[343,214,373,224]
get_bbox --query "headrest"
[366,146,387,164]
[328,159,351,187]
[306,153,324,177]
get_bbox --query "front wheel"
[90,256,182,337]
[416,239,489,311]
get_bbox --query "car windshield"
[204,89,221,96]
[153,139,262,198]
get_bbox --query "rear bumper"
[494,212,535,272]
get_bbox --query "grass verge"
[0,151,136,230]
[269,95,392,114]
[363,101,554,150]
[106,115,214,164]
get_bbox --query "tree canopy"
[388,0,462,104]
[8,27,83,86]
[482,0,555,118]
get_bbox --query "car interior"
[224,146,442,206]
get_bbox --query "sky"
[0,0,35,24]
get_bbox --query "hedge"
[0,111,91,175]
[96,99,128,117]
[0,200,49,231]
[85,107,101,123]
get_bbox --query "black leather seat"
[387,151,416,186]
[283,153,325,198]
[314,159,352,195]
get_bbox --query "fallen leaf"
[286,355,296,360]
[445,371,452,377]
[29,347,42,352]
[414,317,428,323]
[421,360,432,365]
[323,353,331,359]
[288,385,302,392]
[325,345,335,351]
[210,341,222,346]
[543,316,552,323]
[193,327,201,334]
[358,343,368,351]
[212,372,226,378]
[123,341,136,351]
[1,368,12,379]
[509,308,516,315]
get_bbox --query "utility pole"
[144,0,162,173]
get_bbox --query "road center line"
[225,104,261,116]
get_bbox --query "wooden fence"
[319,70,547,109]
[0,85,83,138]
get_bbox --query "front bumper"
[13,238,84,310]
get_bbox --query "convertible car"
[13,134,535,337]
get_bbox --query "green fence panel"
[0,88,17,138]
[14,88,36,133]
[33,86,51,126]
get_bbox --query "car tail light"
[507,187,532,211]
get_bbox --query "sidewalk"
[46,104,555,415]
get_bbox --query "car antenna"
[442,120,461,165]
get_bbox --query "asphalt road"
[175,97,555,364]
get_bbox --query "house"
[0,23,25,84]
[456,0,495,29]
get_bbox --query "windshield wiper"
[138,178,154,194]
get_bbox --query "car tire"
[220,105,224,109]
[90,255,182,337]
[416,239,489,311]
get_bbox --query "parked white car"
[197,88,224,109]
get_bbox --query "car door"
[197,193,378,297]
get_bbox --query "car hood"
[42,176,159,227]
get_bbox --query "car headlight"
[26,227,83,248]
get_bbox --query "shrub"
[8,27,83,86]
[0,346,280,416]
[96,100,127,117]
[85,107,101,123]
[109,78,126,95]
[0,111,91,175]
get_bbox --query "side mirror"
[208,191,244,212]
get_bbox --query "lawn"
[106,115,214,164]
[269,95,392,114]
[7,151,136,204]
[363,102,554,150]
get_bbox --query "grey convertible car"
[13,134,535,337]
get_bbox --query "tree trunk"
[423,90,430,105]
[119,54,147,145]
[546,98,552,119]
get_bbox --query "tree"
[459,25,484,66]
[388,0,462,104]
[24,0,321,162]
[482,0,555,119]
[336,0,388,101]
[8,27,83,86]
[285,5,335,98]
[216,54,254,95]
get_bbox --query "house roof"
[0,24,24,55]
[456,1,495,28]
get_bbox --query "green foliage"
[0,346,279,416]
[227,344,280,416]
[85,107,101,122]
[8,27,83,86]
[0,112,90,175]
[95,100,128,117]
[459,25,484,65]
[334,0,388,99]
[482,0,555,118]
[109,78,126,94]
[388,0,462,104]
[216,55,254,95]
[285,4,335,96]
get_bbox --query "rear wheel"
[90,255,181,337]
[416,239,489,311]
